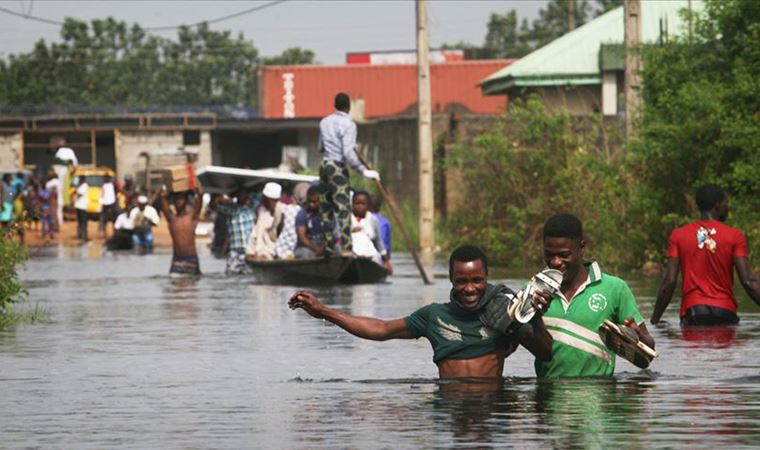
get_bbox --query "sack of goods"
[508,268,563,323]
[598,319,658,369]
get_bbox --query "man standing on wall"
[318,92,380,256]
[651,184,760,326]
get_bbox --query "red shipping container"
[259,60,514,120]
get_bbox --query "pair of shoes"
[508,268,563,323]
[599,320,657,368]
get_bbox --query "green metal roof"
[481,0,702,95]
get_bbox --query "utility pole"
[568,0,576,32]
[416,0,434,256]
[624,0,641,137]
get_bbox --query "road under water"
[1,244,758,449]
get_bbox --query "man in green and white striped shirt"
[536,213,655,378]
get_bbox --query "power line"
[0,1,286,31]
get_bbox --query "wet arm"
[159,191,173,221]
[517,316,553,362]
[289,291,414,340]
[651,258,680,324]
[192,185,203,221]
[735,257,760,306]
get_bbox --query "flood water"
[2,244,759,449]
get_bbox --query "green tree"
[482,10,533,58]
[530,0,593,48]
[0,232,27,327]
[262,47,316,65]
[632,0,760,262]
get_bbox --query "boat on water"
[196,165,390,285]
[246,256,390,285]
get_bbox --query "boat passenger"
[289,245,554,379]
[160,185,203,276]
[351,190,391,273]
[275,182,310,260]
[246,182,284,261]
[369,195,392,261]
[294,185,325,259]
[211,188,256,275]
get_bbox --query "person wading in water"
[160,185,203,275]
[289,245,553,379]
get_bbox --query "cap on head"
[262,182,282,200]
[138,195,148,204]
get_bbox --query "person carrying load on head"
[210,188,257,275]
[160,184,203,276]
[318,92,380,257]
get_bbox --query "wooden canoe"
[246,256,390,285]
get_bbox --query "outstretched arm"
[651,258,680,324]
[288,291,414,341]
[735,257,760,307]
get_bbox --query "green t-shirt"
[404,302,512,363]
[535,261,644,378]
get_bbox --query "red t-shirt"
[667,220,748,316]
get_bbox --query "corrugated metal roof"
[480,0,703,94]
[260,60,514,119]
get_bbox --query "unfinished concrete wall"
[0,133,23,171]
[116,130,212,179]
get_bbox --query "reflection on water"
[0,245,758,448]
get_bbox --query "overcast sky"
[0,0,548,63]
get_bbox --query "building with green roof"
[480,0,702,116]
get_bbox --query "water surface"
[1,243,758,449]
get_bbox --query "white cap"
[262,182,282,200]
[138,195,148,204]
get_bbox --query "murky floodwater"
[2,243,758,449]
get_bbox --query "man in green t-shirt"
[289,245,553,379]
[535,214,655,378]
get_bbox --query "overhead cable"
[0,1,285,31]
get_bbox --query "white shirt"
[74,183,89,210]
[128,205,160,227]
[101,181,116,206]
[114,212,133,230]
[55,147,78,166]
[45,178,60,194]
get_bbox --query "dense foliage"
[0,18,315,107]
[444,97,629,270]
[632,0,760,262]
[0,230,28,326]
[445,0,759,270]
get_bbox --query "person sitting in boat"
[369,195,392,261]
[275,182,311,260]
[289,245,554,380]
[211,188,257,275]
[246,182,285,261]
[350,190,391,273]
[294,185,325,259]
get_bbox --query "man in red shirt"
[651,184,760,326]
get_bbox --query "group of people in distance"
[286,92,760,380]
[209,180,392,276]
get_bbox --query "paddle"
[356,151,432,285]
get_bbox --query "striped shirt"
[318,111,366,172]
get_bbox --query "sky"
[0,0,548,63]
